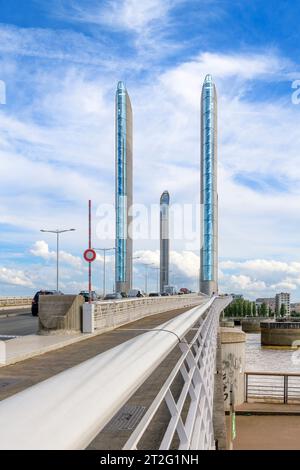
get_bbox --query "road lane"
[0,314,38,336]
[0,307,31,317]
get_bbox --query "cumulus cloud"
[30,241,82,268]
[0,267,33,288]
[219,259,300,275]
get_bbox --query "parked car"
[160,292,170,296]
[79,290,99,302]
[128,289,145,298]
[179,288,191,294]
[149,292,160,297]
[103,293,123,300]
[31,290,63,316]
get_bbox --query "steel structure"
[115,81,133,294]
[200,74,218,296]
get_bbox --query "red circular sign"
[83,248,96,262]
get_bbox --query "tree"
[268,306,272,317]
[260,302,268,317]
[247,301,252,317]
[280,303,286,317]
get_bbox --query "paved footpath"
[233,414,300,450]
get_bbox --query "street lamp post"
[93,248,115,297]
[40,228,76,292]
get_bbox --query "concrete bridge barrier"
[0,297,32,308]
[38,295,84,335]
[83,294,204,333]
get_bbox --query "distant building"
[256,297,276,314]
[275,292,290,317]
[290,302,300,313]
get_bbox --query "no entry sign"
[83,248,96,263]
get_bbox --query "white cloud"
[30,241,82,268]
[220,259,300,275]
[2,12,300,299]
[0,267,33,288]
[61,0,178,33]
[227,274,266,292]
[102,0,175,32]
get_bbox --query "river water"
[245,333,300,373]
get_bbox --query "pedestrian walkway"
[0,305,195,402]
[233,414,300,450]
[236,402,300,415]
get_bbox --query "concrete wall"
[220,327,246,411]
[0,297,31,307]
[241,317,263,333]
[220,320,235,328]
[261,321,300,346]
[213,332,228,450]
[38,295,84,335]
[83,294,204,333]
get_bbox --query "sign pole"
[83,202,96,302]
[88,200,92,304]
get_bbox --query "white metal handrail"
[0,297,216,450]
[123,299,228,450]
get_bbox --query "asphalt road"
[0,311,38,336]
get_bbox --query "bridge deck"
[0,304,203,406]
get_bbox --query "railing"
[124,297,232,450]
[245,372,300,404]
[83,294,204,333]
[0,297,32,307]
[0,297,220,450]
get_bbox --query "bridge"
[0,294,232,450]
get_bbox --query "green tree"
[280,304,286,317]
[260,302,268,317]
[268,306,272,317]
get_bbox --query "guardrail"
[0,297,222,450]
[0,297,32,307]
[83,294,204,333]
[245,372,300,404]
[123,297,231,450]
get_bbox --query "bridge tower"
[115,81,133,294]
[200,74,218,296]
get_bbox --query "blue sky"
[1,0,300,299]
